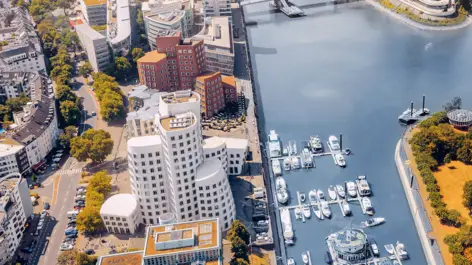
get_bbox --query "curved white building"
[196,159,235,229]
[203,136,248,175]
[0,173,33,265]
[100,194,140,234]
[107,0,132,55]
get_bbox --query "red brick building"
[194,72,226,118]
[137,51,169,91]
[221,75,237,104]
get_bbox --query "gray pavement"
[72,76,98,133]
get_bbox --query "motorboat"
[346,181,357,197]
[362,197,374,215]
[272,159,282,176]
[268,130,281,158]
[308,190,317,203]
[277,189,289,204]
[291,156,300,169]
[328,135,340,151]
[356,175,372,196]
[288,140,298,156]
[276,177,287,190]
[324,251,333,264]
[281,209,294,244]
[335,153,346,167]
[371,240,379,256]
[303,205,311,219]
[309,135,323,153]
[294,208,302,220]
[300,148,314,168]
[312,205,322,220]
[341,200,351,215]
[283,148,289,157]
[317,190,325,201]
[320,201,331,218]
[396,241,409,260]
[362,217,385,227]
[301,252,309,264]
[328,186,337,200]
[287,258,295,265]
[385,244,395,255]
[299,192,306,202]
[335,185,345,198]
[283,158,291,171]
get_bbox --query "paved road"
[72,76,98,133]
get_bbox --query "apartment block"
[76,23,111,72]
[194,72,225,119]
[202,0,232,22]
[80,0,107,25]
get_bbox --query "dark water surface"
[243,2,472,264]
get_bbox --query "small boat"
[303,205,311,219]
[291,157,300,169]
[335,154,346,167]
[385,244,395,255]
[283,158,291,171]
[276,177,287,190]
[268,130,282,158]
[320,201,331,218]
[396,241,409,260]
[317,190,325,201]
[283,148,289,157]
[308,190,317,203]
[362,217,385,227]
[312,205,322,220]
[299,192,306,202]
[335,185,345,198]
[328,186,337,200]
[277,189,288,204]
[328,135,340,151]
[287,258,295,265]
[324,251,332,264]
[288,140,297,156]
[301,252,308,264]
[346,181,357,197]
[356,175,372,196]
[300,148,314,168]
[341,200,351,215]
[294,208,302,220]
[309,135,323,153]
[371,240,379,256]
[272,159,282,176]
[362,197,374,215]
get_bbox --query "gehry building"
[126,90,243,230]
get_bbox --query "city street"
[72,76,98,133]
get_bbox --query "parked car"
[43,202,50,210]
[60,243,74,251]
[84,249,95,255]
[66,234,78,239]
[21,247,33,253]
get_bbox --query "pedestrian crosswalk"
[55,168,82,175]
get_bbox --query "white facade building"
[100,194,140,234]
[141,0,193,49]
[203,136,248,175]
[0,173,34,265]
[127,90,236,230]
[107,0,132,55]
[76,24,111,72]
[202,0,232,23]
[126,85,164,138]
[80,0,107,25]
[0,139,30,178]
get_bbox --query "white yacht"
[272,159,282,176]
[312,205,322,220]
[283,148,289,157]
[346,181,357,197]
[396,242,409,260]
[277,189,289,204]
[309,136,323,153]
[302,205,311,219]
[341,200,351,216]
[276,177,287,190]
[283,158,291,171]
[362,217,385,227]
[320,201,331,218]
[287,258,295,265]
[291,156,300,169]
[371,240,379,256]
[281,209,294,244]
[335,185,345,198]
[301,252,309,264]
[288,140,297,156]
[268,130,282,158]
[300,148,314,168]
[294,208,302,220]
[362,197,374,215]
[308,190,317,203]
[328,135,340,151]
[356,175,372,196]
[328,186,337,200]
[335,153,346,167]
[317,190,325,201]
[385,244,395,254]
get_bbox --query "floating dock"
[398,95,430,124]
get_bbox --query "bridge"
[240,0,305,16]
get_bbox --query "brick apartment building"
[194,72,237,118]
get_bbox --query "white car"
[60,243,74,251]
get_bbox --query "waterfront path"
[395,138,440,265]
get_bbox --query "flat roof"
[76,24,106,40]
[0,139,23,157]
[204,16,231,49]
[138,50,167,63]
[109,0,131,45]
[128,135,162,147]
[196,159,223,182]
[196,72,220,82]
[144,219,219,257]
[83,0,107,6]
[161,91,199,104]
[98,252,143,265]
[203,136,248,150]
[100,194,137,217]
[222,75,235,87]
[156,229,193,242]
[160,113,195,131]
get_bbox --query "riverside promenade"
[395,136,444,265]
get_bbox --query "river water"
[243,2,472,264]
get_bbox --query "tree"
[70,129,114,163]
[59,125,77,149]
[230,258,250,265]
[443,96,462,112]
[458,139,472,164]
[60,100,81,126]
[460,0,471,12]
[227,220,250,245]
[79,62,93,77]
[6,93,29,112]
[464,248,472,262]
[100,91,125,121]
[85,190,105,208]
[57,85,77,102]
[76,206,103,233]
[114,56,131,77]
[464,181,472,210]
[88,171,112,197]
[453,254,471,265]
[57,250,77,265]
[231,237,249,261]
[131,48,145,63]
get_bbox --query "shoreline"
[365,0,472,31]
[395,138,440,265]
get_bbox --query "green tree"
[85,190,105,208]
[231,237,249,261]
[227,220,250,244]
[59,125,77,149]
[100,91,125,121]
[56,85,77,102]
[6,93,30,112]
[88,171,112,196]
[458,139,472,164]
[79,62,93,77]
[60,100,81,126]
[464,181,472,209]
[453,254,471,265]
[70,129,114,163]
[114,56,131,77]
[131,48,145,63]
[76,206,103,233]
[70,136,91,161]
[230,258,250,265]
